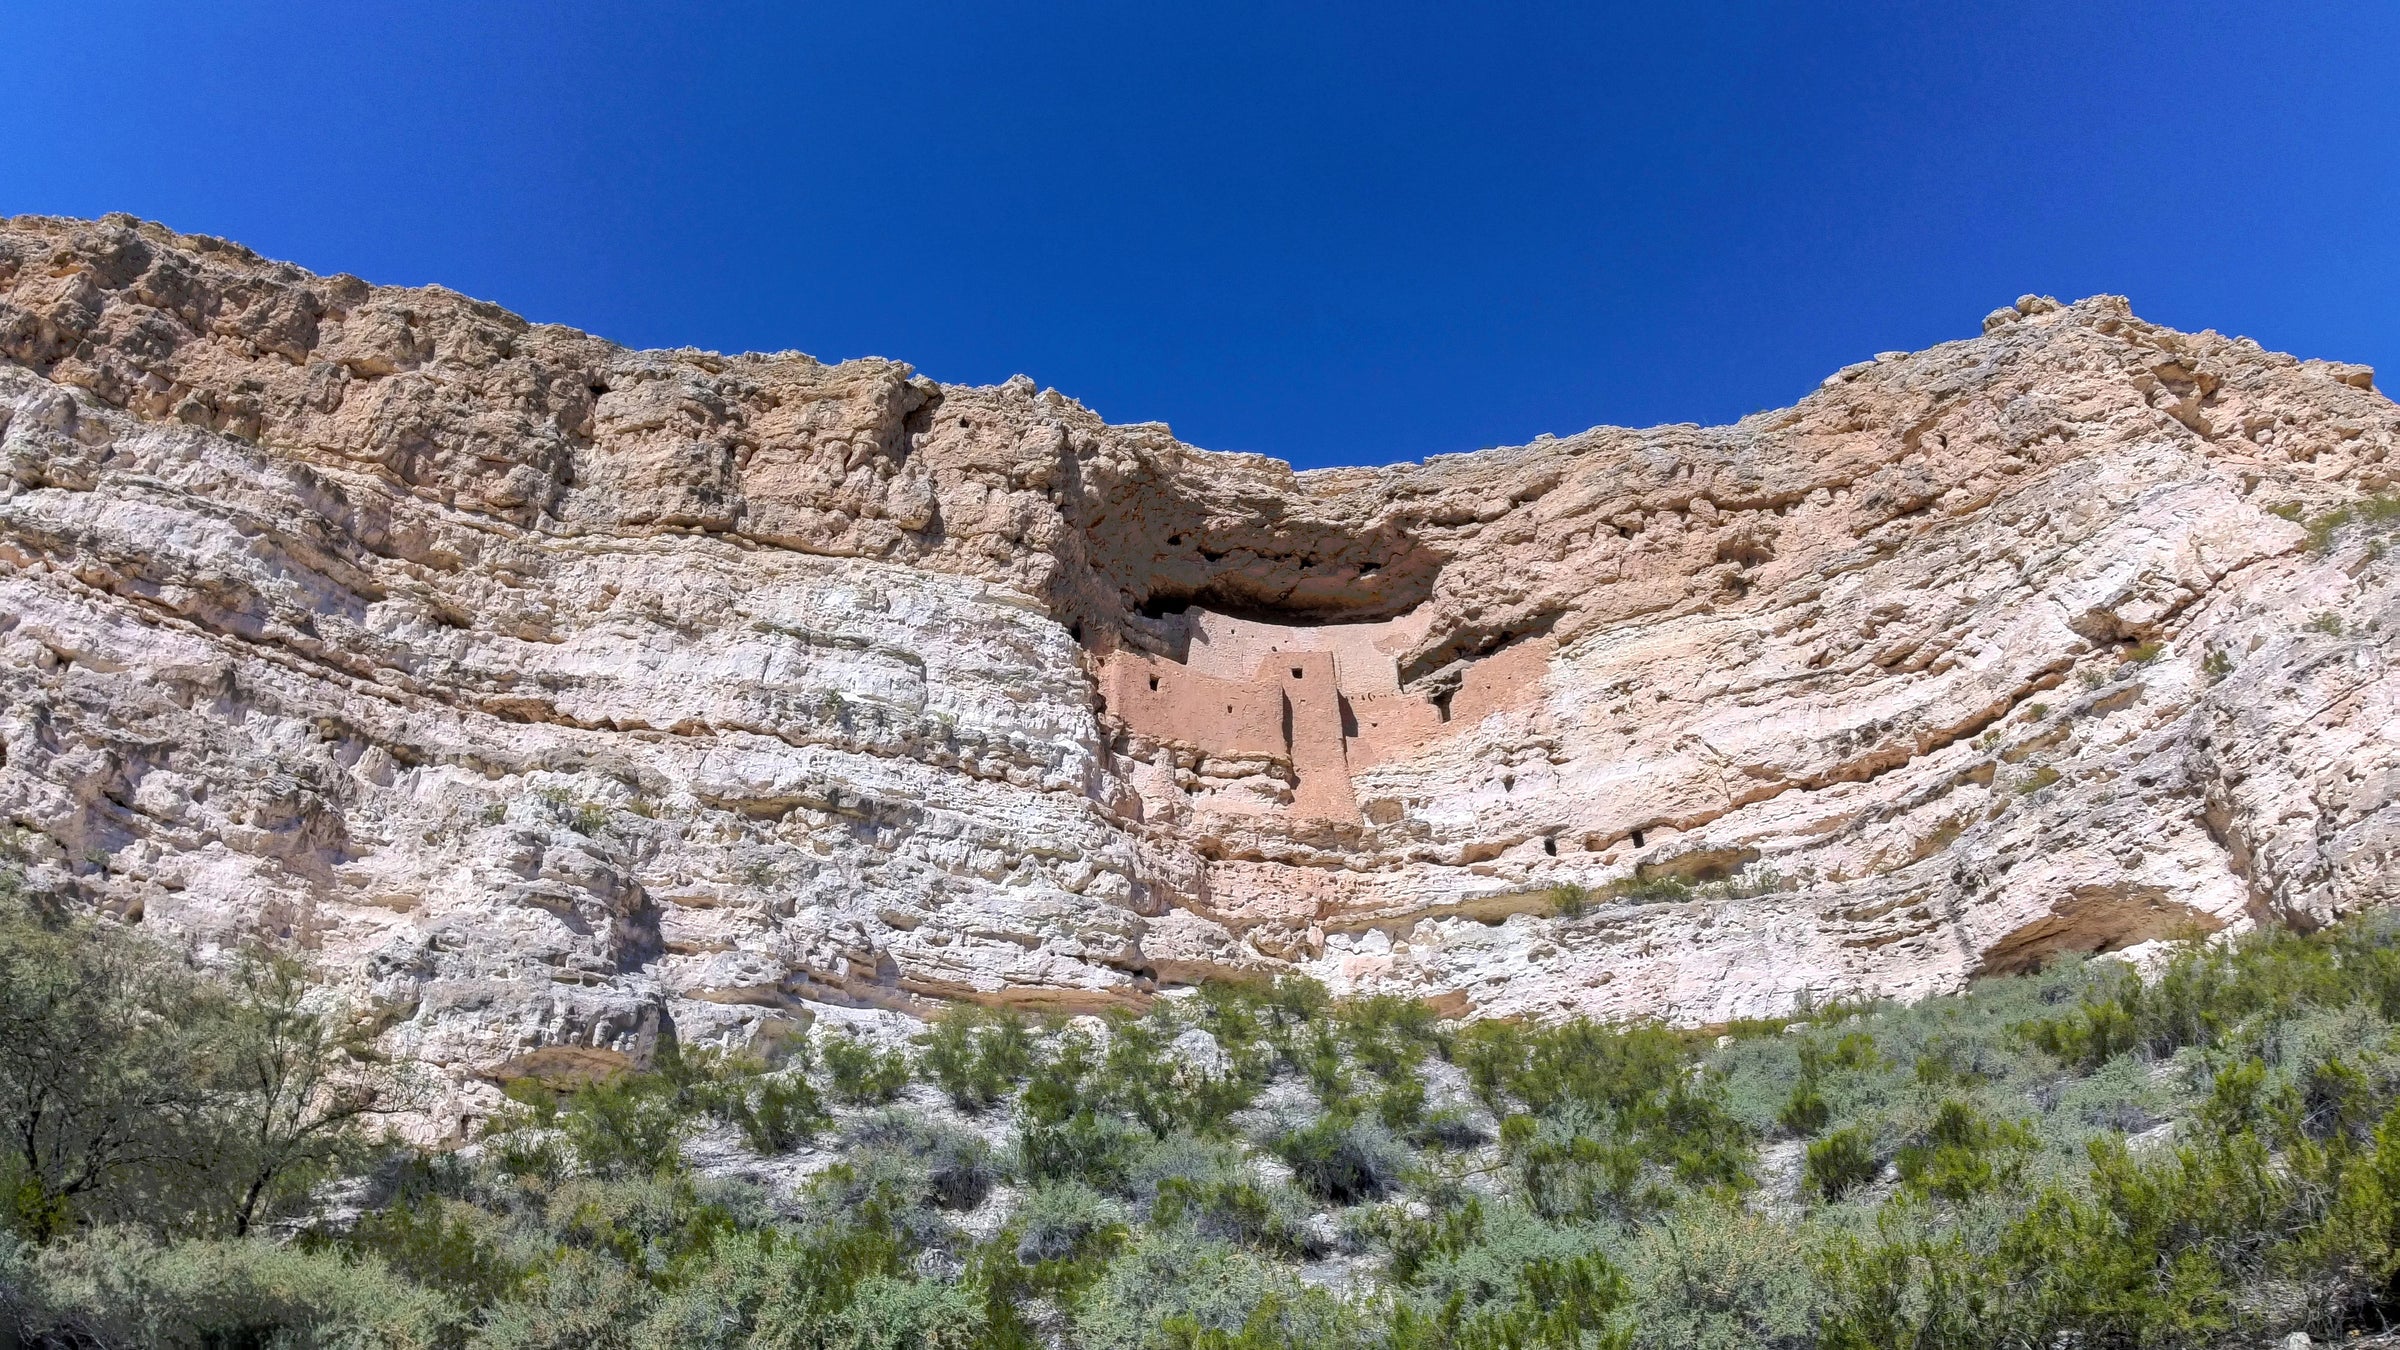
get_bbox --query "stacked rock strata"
[2,214,2395,1125]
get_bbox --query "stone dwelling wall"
[1101,607,1552,823]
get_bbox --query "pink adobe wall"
[1184,609,1430,697]
[1342,693,1446,771]
[1449,636,1556,725]
[1267,650,1357,823]
[1100,653,1285,758]
[1097,609,1555,827]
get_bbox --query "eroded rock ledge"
[3,214,2396,1127]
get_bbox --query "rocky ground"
[2,213,2395,1125]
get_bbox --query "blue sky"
[2,2,2394,469]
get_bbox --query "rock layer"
[3,214,2397,1122]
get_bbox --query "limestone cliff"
[3,214,2395,1127]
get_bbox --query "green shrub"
[846,1111,1000,1212]
[1154,1174,1321,1257]
[25,893,2400,1346]
[2305,493,2400,552]
[14,1227,466,1349]
[556,1073,696,1177]
[1623,1200,1823,1350]
[1994,1133,2263,1348]
[1075,1229,1292,1350]
[1776,1079,1831,1137]
[1502,1115,1657,1223]
[823,1031,913,1106]
[1814,1215,1997,1350]
[711,1067,826,1154]
[1273,1115,1407,1206]
[1599,875,1694,904]
[914,1006,1036,1113]
[1805,1128,1881,1201]
[1012,1181,1129,1266]
[1894,1100,2033,1202]
[1018,1111,1143,1193]
[0,896,225,1239]
[340,1190,523,1311]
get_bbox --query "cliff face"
[3,214,2396,1122]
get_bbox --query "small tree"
[0,887,219,1239]
[214,947,400,1236]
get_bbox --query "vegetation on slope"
[7,855,2400,1347]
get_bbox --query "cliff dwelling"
[1099,606,1554,824]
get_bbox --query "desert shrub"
[1098,1011,1199,1137]
[2279,1107,2400,1327]
[1337,994,1445,1077]
[914,1006,1036,1113]
[1894,1099,2034,1202]
[1802,1029,1887,1076]
[1158,1284,1383,1350]
[1386,1244,1635,1350]
[540,1172,755,1293]
[845,1111,1000,1212]
[0,896,225,1239]
[1012,1181,1128,1265]
[1622,1200,1823,1350]
[1600,875,1693,904]
[25,889,2400,1346]
[1411,1106,1491,1152]
[1017,1030,1148,1191]
[710,1065,826,1154]
[2016,917,2400,1072]
[1455,1019,1690,1119]
[1154,1174,1322,1257]
[822,1031,914,1106]
[471,1247,656,1349]
[1501,1114,1657,1224]
[1075,1229,1290,1350]
[1018,1110,1144,1193]
[611,1205,974,1349]
[1805,1128,1881,1202]
[554,1073,698,1178]
[338,1188,524,1312]
[1121,1132,1249,1210]
[1813,1211,2000,1350]
[1273,1114,1408,1206]
[2306,493,2400,552]
[2051,1053,2169,1139]
[1547,883,1591,918]
[12,1227,466,1349]
[1456,1016,1750,1190]
[1776,1078,1831,1137]
[1991,1132,2266,1348]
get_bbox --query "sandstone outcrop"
[3,214,2396,1125]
